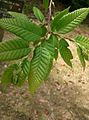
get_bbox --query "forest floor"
[0,20,89,120]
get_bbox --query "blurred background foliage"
[58,0,89,10]
[24,0,89,14]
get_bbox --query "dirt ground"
[0,23,89,120]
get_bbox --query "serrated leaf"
[21,58,31,77]
[1,64,18,85]
[82,50,89,61]
[0,15,42,41]
[28,46,53,93]
[0,39,31,61]
[77,45,86,70]
[41,35,59,59]
[59,39,73,67]
[75,35,89,50]
[8,11,30,21]
[54,8,89,33]
[51,7,70,30]
[43,0,49,10]
[33,7,45,22]
[49,35,59,49]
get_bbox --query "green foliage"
[0,12,42,41]
[43,0,49,10]
[58,39,73,67]
[77,45,86,70]
[1,64,18,85]
[51,7,70,30]
[0,5,89,93]
[28,46,53,93]
[0,39,30,61]
[33,7,45,22]
[51,8,89,33]
[75,35,89,69]
[21,58,31,78]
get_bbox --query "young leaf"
[28,46,53,93]
[0,39,31,61]
[77,45,86,70]
[51,7,70,30]
[59,39,73,67]
[33,7,45,22]
[1,64,18,85]
[53,8,89,33]
[0,16,42,41]
[43,0,49,10]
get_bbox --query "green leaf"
[82,50,89,61]
[43,0,49,10]
[13,70,26,87]
[41,26,47,37]
[0,15,42,41]
[77,45,86,70]
[1,64,18,85]
[51,7,70,30]
[33,7,45,22]
[53,8,89,33]
[8,11,30,21]
[75,35,89,69]
[0,39,31,61]
[75,35,89,50]
[28,46,53,93]
[41,35,59,59]
[59,39,73,67]
[21,58,31,77]
[54,49,58,60]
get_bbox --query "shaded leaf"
[8,11,29,21]
[77,45,86,70]
[1,64,18,85]
[43,0,49,10]
[59,39,73,67]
